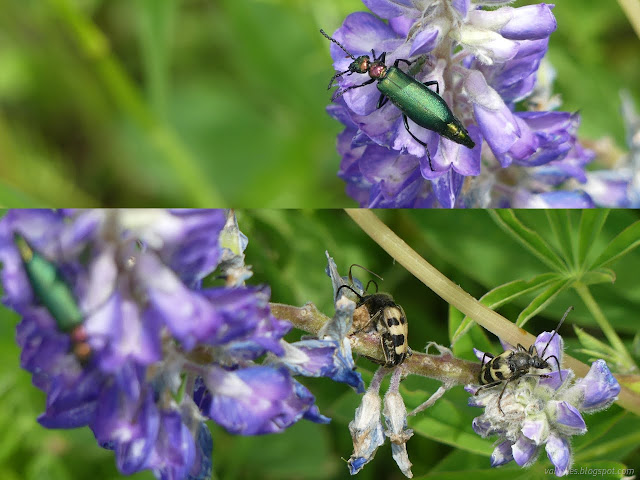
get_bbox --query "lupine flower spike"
[0,210,365,480]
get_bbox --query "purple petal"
[513,190,596,208]
[363,0,417,19]
[534,329,564,366]
[197,366,321,435]
[545,433,571,476]
[565,360,620,412]
[550,401,586,434]
[512,435,538,466]
[276,339,365,393]
[430,168,465,208]
[188,423,213,480]
[451,0,469,18]
[490,440,514,467]
[147,411,196,480]
[409,25,440,56]
[584,170,632,208]
[538,369,571,390]
[499,4,557,40]
[521,417,549,445]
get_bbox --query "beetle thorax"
[369,62,387,80]
[511,352,533,374]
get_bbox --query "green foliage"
[0,0,638,206]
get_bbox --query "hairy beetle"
[476,306,573,414]
[337,264,410,368]
[320,29,475,170]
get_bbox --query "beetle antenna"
[348,264,384,285]
[328,69,351,89]
[336,284,364,301]
[365,279,379,293]
[540,306,573,358]
[320,29,356,60]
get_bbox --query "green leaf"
[578,209,609,267]
[579,268,616,285]
[489,210,567,272]
[590,220,640,270]
[451,273,560,346]
[546,210,576,268]
[573,325,619,359]
[515,278,571,327]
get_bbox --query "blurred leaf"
[578,210,609,267]
[590,221,640,270]
[515,278,571,327]
[573,325,619,361]
[546,210,576,267]
[489,210,567,272]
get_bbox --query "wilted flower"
[0,210,362,480]
[325,0,593,207]
[467,330,620,476]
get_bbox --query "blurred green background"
[1,209,639,479]
[0,0,639,207]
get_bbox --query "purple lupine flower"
[325,1,592,207]
[0,209,361,480]
[583,91,640,207]
[467,331,620,476]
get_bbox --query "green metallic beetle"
[320,29,475,170]
[14,233,92,360]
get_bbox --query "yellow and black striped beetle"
[475,306,573,413]
[337,265,410,368]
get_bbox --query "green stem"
[49,0,224,206]
[575,282,637,372]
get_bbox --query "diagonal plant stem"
[49,0,223,206]
[344,208,640,416]
[574,282,638,373]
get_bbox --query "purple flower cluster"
[0,210,363,480]
[467,331,620,476]
[326,0,596,207]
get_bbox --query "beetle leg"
[403,114,433,170]
[481,351,494,365]
[497,379,512,415]
[423,80,439,95]
[332,78,376,101]
[377,93,389,109]
[376,51,387,63]
[394,58,412,68]
[380,335,391,366]
[474,381,502,395]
